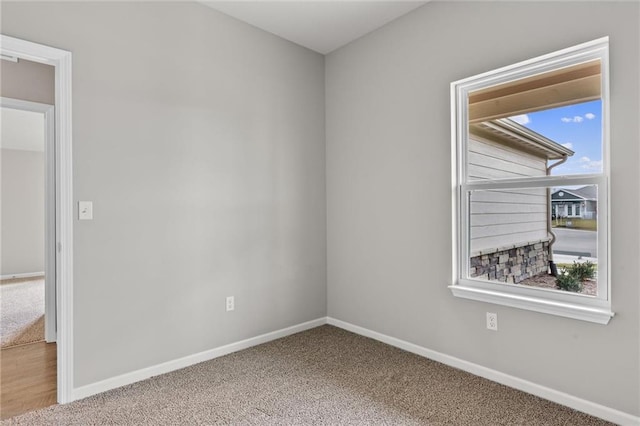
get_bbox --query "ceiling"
[201,1,428,54]
[1,107,45,152]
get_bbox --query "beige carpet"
[2,325,612,425]
[0,277,45,349]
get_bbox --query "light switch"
[78,201,93,220]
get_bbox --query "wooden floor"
[0,342,57,420]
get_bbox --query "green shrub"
[556,269,583,292]
[570,260,596,282]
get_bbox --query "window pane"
[468,185,598,296]
[467,59,603,182]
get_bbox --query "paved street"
[552,228,597,258]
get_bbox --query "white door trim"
[1,35,74,404]
[0,97,56,343]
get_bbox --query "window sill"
[449,284,614,324]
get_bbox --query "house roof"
[569,185,598,200]
[470,118,574,160]
[551,185,597,201]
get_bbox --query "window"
[450,38,612,324]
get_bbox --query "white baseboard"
[72,317,327,401]
[326,317,639,426]
[0,271,44,280]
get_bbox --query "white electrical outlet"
[486,312,498,331]
[226,296,234,312]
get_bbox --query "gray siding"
[468,135,548,254]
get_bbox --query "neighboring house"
[551,186,597,220]
[468,118,574,283]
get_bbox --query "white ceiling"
[201,1,428,54]
[1,107,45,152]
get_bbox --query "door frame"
[1,35,74,404]
[0,97,56,343]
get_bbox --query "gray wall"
[326,1,639,416]
[1,148,45,275]
[1,2,327,387]
[1,58,55,104]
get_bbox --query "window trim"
[450,37,613,324]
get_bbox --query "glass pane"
[468,186,598,296]
[467,60,603,181]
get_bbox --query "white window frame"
[450,37,613,324]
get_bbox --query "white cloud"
[561,115,590,123]
[561,142,573,149]
[553,156,603,175]
[581,160,602,171]
[577,156,602,171]
[510,114,530,125]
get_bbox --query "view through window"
[468,99,602,296]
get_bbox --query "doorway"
[1,99,56,342]
[0,35,74,411]
[0,88,57,422]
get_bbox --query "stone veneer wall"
[470,240,550,283]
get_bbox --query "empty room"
[0,1,638,425]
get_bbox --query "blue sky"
[509,99,602,175]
